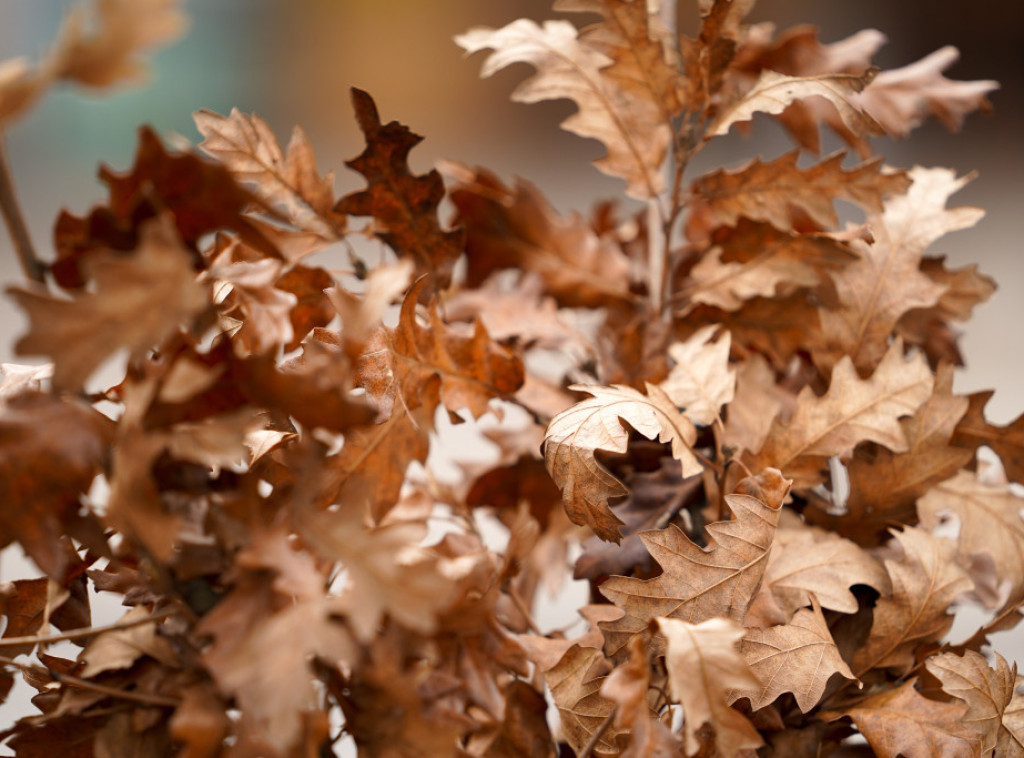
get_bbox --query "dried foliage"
[0,1,1019,756]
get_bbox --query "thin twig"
[578,706,617,758]
[0,608,175,649]
[0,655,180,708]
[0,133,46,285]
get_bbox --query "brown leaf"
[807,362,971,544]
[748,339,933,490]
[814,167,984,374]
[0,392,113,577]
[689,151,910,234]
[722,353,788,456]
[738,601,856,712]
[544,383,702,542]
[446,164,633,308]
[457,18,670,199]
[918,470,1024,615]
[194,108,342,239]
[953,391,1024,485]
[657,616,764,756]
[840,678,981,758]
[335,88,463,287]
[925,650,1023,757]
[169,686,229,758]
[78,607,176,678]
[709,68,883,139]
[852,526,973,676]
[544,644,619,756]
[11,215,209,392]
[599,472,785,659]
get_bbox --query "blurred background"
[0,0,1021,732]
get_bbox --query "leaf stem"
[0,608,175,649]
[0,133,46,286]
[0,655,180,708]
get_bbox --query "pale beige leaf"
[599,472,786,659]
[659,325,735,426]
[10,215,209,392]
[757,524,890,618]
[545,645,619,757]
[456,19,668,199]
[79,607,177,678]
[919,470,1024,615]
[738,602,856,712]
[709,69,882,138]
[722,354,787,456]
[926,650,1023,757]
[815,166,984,374]
[195,108,340,237]
[853,527,973,676]
[841,678,981,758]
[544,383,701,542]
[657,616,764,756]
[749,339,933,489]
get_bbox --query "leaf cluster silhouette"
[0,1,1021,756]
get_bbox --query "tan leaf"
[545,644,619,757]
[599,472,785,659]
[211,257,296,356]
[840,678,981,758]
[79,607,176,678]
[544,383,702,542]
[926,650,1024,757]
[456,19,668,199]
[807,362,971,544]
[657,616,764,756]
[326,258,413,351]
[815,166,984,374]
[445,163,633,308]
[749,339,933,489]
[681,221,854,312]
[195,108,341,238]
[755,524,890,619]
[709,69,883,138]
[853,526,973,676]
[918,470,1024,615]
[601,635,683,757]
[659,325,735,426]
[689,151,911,233]
[722,353,788,456]
[857,46,998,138]
[738,601,856,712]
[169,686,230,758]
[10,215,209,392]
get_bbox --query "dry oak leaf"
[325,258,413,353]
[445,163,633,309]
[457,18,669,199]
[722,353,788,456]
[599,473,785,660]
[815,166,984,375]
[545,644,620,756]
[601,634,684,757]
[708,68,883,139]
[748,339,932,490]
[544,382,702,542]
[357,279,524,422]
[807,362,971,545]
[657,616,764,757]
[852,526,973,676]
[78,607,177,678]
[856,46,998,138]
[658,325,735,426]
[953,391,1024,486]
[918,470,1024,616]
[0,391,113,578]
[679,220,855,313]
[926,650,1024,757]
[194,108,341,239]
[737,601,856,712]
[838,678,982,758]
[753,524,890,621]
[688,150,910,234]
[334,88,463,287]
[10,215,208,392]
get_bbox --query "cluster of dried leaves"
[1,0,1022,755]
